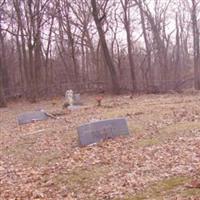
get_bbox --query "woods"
[0,0,200,105]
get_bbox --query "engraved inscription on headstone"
[17,111,48,125]
[77,118,129,146]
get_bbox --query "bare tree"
[0,56,6,107]
[0,0,6,107]
[137,0,152,90]
[120,0,137,92]
[91,0,120,94]
[134,0,172,92]
[191,0,200,89]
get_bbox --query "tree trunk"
[0,57,6,107]
[0,9,6,106]
[91,0,120,94]
[121,0,137,92]
[192,0,200,90]
[44,16,54,93]
[138,0,152,90]
[175,13,181,89]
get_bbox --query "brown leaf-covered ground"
[1,93,200,200]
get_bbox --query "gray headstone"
[73,93,82,105]
[77,118,129,146]
[17,111,48,125]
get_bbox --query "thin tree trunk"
[192,0,200,89]
[121,0,137,92]
[16,26,24,91]
[175,13,181,88]
[0,56,6,107]
[138,0,152,89]
[44,16,54,93]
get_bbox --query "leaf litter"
[1,94,200,199]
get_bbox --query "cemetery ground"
[1,93,200,200]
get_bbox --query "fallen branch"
[44,111,57,119]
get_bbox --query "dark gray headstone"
[77,118,129,146]
[17,111,48,125]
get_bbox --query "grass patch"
[120,176,189,200]
[137,121,200,148]
[137,137,160,147]
[31,151,60,167]
[2,136,36,157]
[182,188,200,198]
[103,109,129,119]
[53,165,109,192]
[161,121,200,134]
[128,123,145,133]
[1,135,61,167]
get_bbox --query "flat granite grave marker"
[77,118,129,146]
[17,111,48,125]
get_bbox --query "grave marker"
[74,93,82,105]
[77,118,129,146]
[17,111,48,125]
